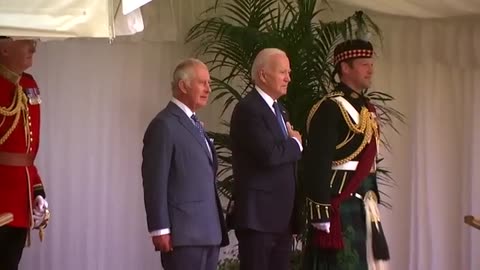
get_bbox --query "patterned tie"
[191,114,212,159]
[273,101,288,138]
[191,114,205,137]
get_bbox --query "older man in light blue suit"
[142,58,228,270]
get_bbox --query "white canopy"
[333,0,480,18]
[0,0,150,39]
[1,0,479,40]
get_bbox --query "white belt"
[332,161,359,171]
[332,161,376,172]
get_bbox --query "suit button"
[30,138,33,142]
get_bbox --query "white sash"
[333,96,360,124]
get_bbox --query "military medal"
[25,87,42,105]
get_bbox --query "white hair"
[251,48,287,83]
[171,58,206,93]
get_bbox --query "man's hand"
[312,222,330,233]
[152,234,173,252]
[286,122,302,142]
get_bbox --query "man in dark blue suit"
[142,58,228,270]
[229,48,303,270]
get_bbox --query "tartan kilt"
[302,175,377,270]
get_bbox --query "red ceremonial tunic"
[0,65,45,229]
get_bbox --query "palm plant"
[186,0,403,210]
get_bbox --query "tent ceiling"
[332,0,480,18]
[0,0,149,40]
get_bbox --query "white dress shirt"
[255,86,303,151]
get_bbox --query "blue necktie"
[191,114,205,137]
[273,101,288,138]
[191,114,212,159]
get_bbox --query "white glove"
[312,222,330,233]
[34,196,48,212]
[33,196,49,228]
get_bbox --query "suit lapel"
[166,102,214,164]
[206,135,218,171]
[250,89,288,140]
[278,103,289,123]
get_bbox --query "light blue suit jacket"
[142,102,228,247]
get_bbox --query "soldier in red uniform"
[0,36,50,270]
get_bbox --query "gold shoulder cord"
[331,98,379,166]
[0,65,28,145]
[306,91,343,134]
[305,92,379,166]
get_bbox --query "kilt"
[302,175,377,270]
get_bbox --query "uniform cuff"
[33,184,46,199]
[150,228,170,236]
[306,197,330,222]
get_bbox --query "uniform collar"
[0,64,20,85]
[338,82,363,99]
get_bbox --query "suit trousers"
[160,245,220,270]
[0,226,27,270]
[236,229,292,270]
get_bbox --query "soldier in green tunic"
[302,39,390,270]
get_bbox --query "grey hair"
[251,48,287,83]
[171,58,206,93]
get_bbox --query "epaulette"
[306,91,344,134]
